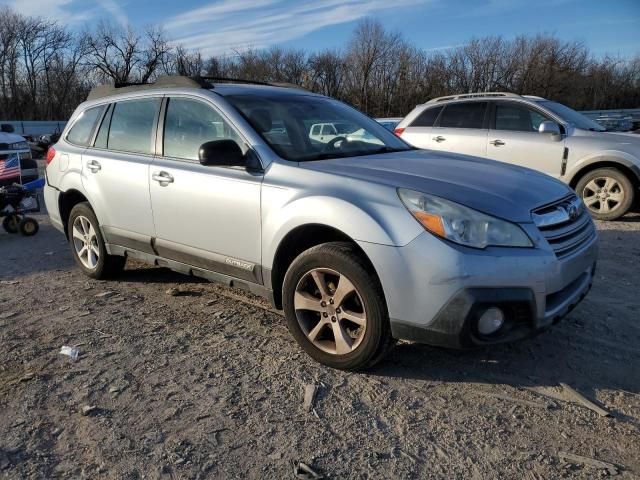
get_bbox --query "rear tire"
[2,214,20,234]
[282,242,394,370]
[67,202,126,279]
[575,168,634,221]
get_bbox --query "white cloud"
[96,0,129,27]
[164,0,430,56]
[4,0,128,26]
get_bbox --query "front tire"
[282,242,394,370]
[67,202,125,279]
[19,217,39,236]
[576,168,634,220]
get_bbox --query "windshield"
[539,101,606,131]
[224,93,412,162]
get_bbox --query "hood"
[0,132,27,145]
[570,128,640,153]
[301,150,573,223]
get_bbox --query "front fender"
[261,187,423,268]
[566,150,640,184]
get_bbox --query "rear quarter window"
[66,106,105,146]
[410,106,443,127]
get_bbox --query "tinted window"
[311,125,321,135]
[495,104,549,132]
[439,102,487,129]
[164,98,240,160]
[108,98,160,154]
[66,106,104,146]
[411,106,442,127]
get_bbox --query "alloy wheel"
[294,268,367,355]
[582,176,625,215]
[72,215,100,269]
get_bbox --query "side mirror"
[198,140,245,167]
[538,121,561,139]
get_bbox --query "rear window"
[439,102,487,129]
[411,106,442,127]
[107,98,160,154]
[66,106,104,146]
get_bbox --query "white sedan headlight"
[398,188,532,249]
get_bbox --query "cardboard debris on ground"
[303,384,317,412]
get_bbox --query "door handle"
[489,139,505,146]
[152,171,174,186]
[432,136,446,143]
[86,160,101,173]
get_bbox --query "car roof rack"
[87,75,307,101]
[425,92,523,103]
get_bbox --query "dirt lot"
[1,211,639,479]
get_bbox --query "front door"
[81,97,160,253]
[486,102,566,178]
[149,96,263,283]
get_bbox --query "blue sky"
[5,0,640,58]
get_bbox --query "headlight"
[398,188,532,249]
[9,141,28,150]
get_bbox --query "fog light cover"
[477,307,505,335]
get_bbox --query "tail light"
[393,127,405,137]
[45,146,56,165]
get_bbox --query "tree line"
[1,7,638,121]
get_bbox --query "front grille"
[533,195,596,258]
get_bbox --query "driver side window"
[163,98,240,160]
[494,103,550,132]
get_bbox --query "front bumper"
[358,228,598,348]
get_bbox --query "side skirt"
[106,243,276,306]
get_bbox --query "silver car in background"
[44,77,597,370]
[395,92,640,220]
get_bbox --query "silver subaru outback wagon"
[44,76,598,370]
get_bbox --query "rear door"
[81,97,160,253]
[486,101,565,178]
[429,101,488,157]
[400,106,442,148]
[149,96,263,283]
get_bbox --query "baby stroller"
[0,178,44,236]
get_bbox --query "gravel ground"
[0,212,639,479]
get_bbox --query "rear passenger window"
[108,98,160,154]
[439,102,487,129]
[411,106,442,127]
[66,106,104,146]
[321,125,335,135]
[163,98,240,160]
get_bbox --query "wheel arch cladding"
[568,157,640,190]
[58,189,89,238]
[269,224,381,310]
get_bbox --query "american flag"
[0,154,20,181]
